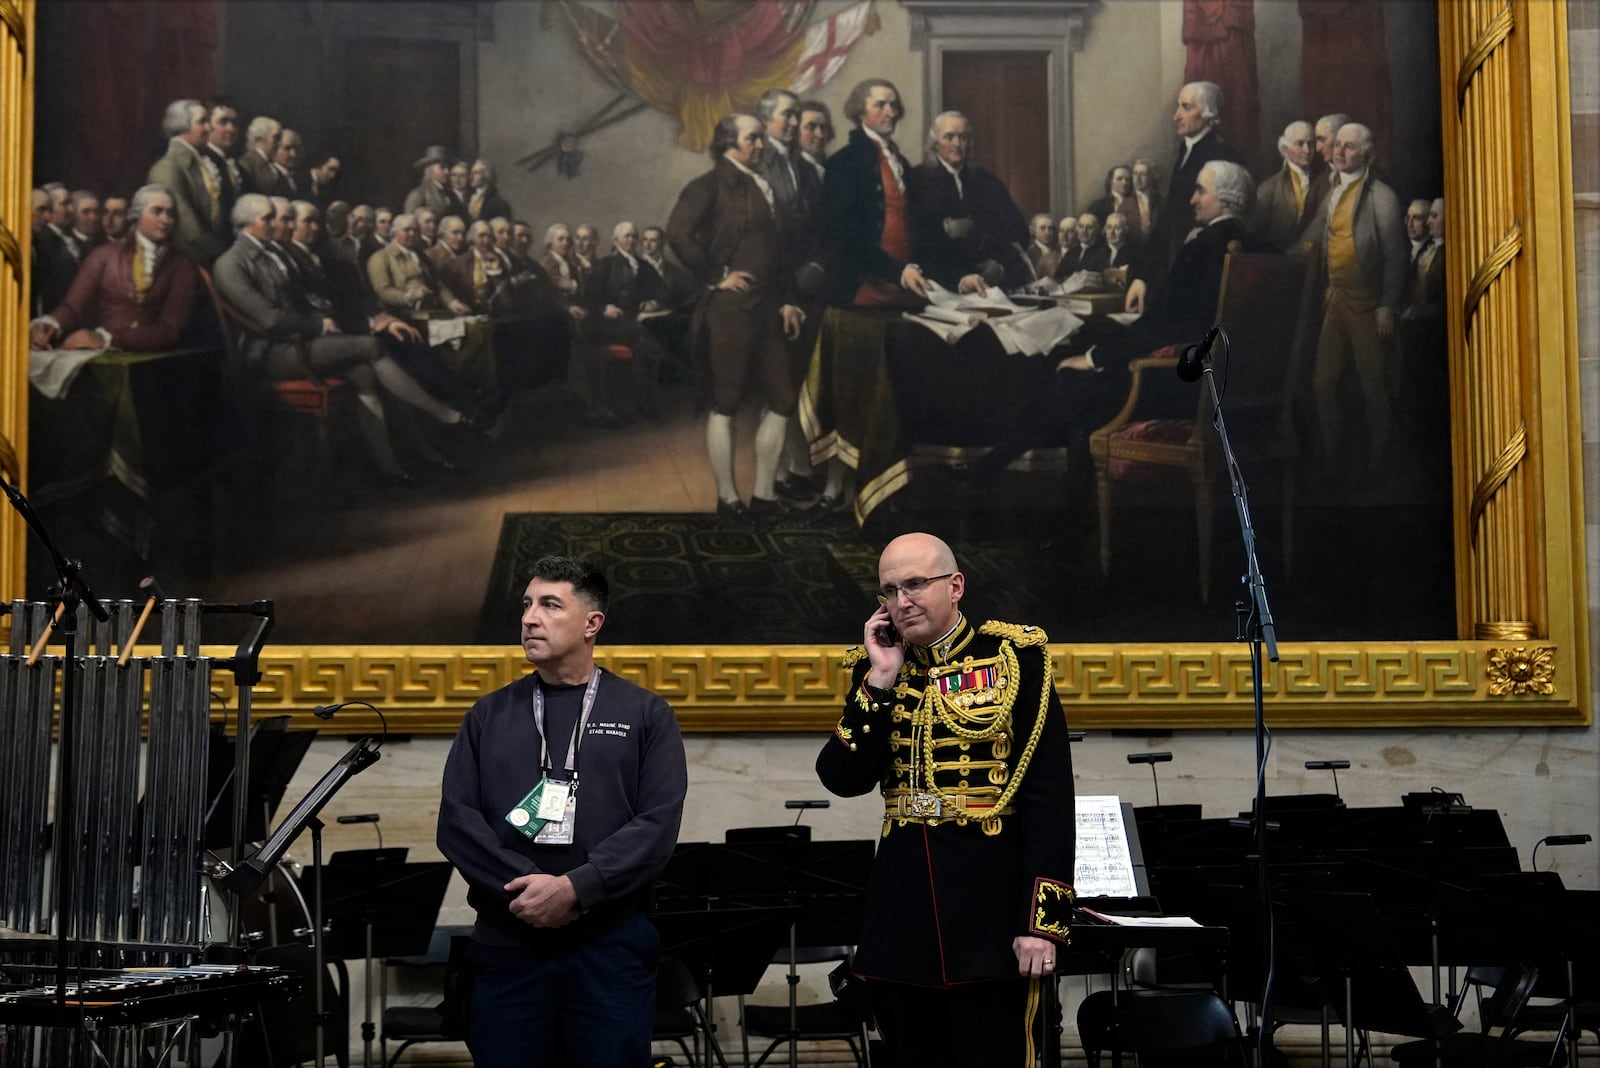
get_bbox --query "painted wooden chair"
[1087,243,1317,601]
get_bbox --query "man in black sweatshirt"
[438,555,687,1067]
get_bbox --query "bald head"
[877,533,964,645]
[883,533,957,573]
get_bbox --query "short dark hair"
[798,99,832,124]
[798,99,835,148]
[709,114,750,158]
[529,555,609,613]
[843,78,903,125]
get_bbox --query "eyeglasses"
[877,573,954,604]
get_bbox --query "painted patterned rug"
[477,504,1115,646]
[479,498,1457,646]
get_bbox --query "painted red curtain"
[615,0,812,149]
[1298,0,1392,172]
[617,1,809,92]
[38,0,218,195]
[1183,0,1261,173]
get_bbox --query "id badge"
[505,775,567,839]
[536,780,570,821]
[533,792,577,845]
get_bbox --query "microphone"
[336,813,380,825]
[1176,323,1222,382]
[312,699,390,749]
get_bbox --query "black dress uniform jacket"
[816,615,1076,985]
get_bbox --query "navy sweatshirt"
[438,668,687,948]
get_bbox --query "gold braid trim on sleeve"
[843,645,868,668]
[1031,878,1076,942]
[980,620,1049,647]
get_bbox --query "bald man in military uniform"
[816,532,1076,1068]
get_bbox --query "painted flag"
[790,0,874,94]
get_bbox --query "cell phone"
[875,620,900,646]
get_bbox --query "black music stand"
[716,839,873,936]
[655,842,818,1068]
[329,847,409,865]
[318,861,453,1068]
[1079,800,1159,911]
[1280,889,1461,1068]
[1132,803,1204,828]
[714,834,874,1068]
[219,735,381,1068]
[652,904,798,1068]
[204,720,317,849]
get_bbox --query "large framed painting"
[0,0,1587,731]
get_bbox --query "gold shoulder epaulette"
[980,620,1049,647]
[843,645,868,668]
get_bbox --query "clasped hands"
[505,872,580,928]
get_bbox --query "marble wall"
[286,723,1599,926]
[284,717,1597,1060]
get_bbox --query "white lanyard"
[532,668,601,779]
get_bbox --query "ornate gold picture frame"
[0,0,1587,732]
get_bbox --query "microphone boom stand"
[1190,332,1280,1065]
[220,736,381,1067]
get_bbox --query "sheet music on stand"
[1075,795,1143,899]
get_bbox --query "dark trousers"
[467,911,659,1068]
[381,334,482,412]
[868,976,1039,1068]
